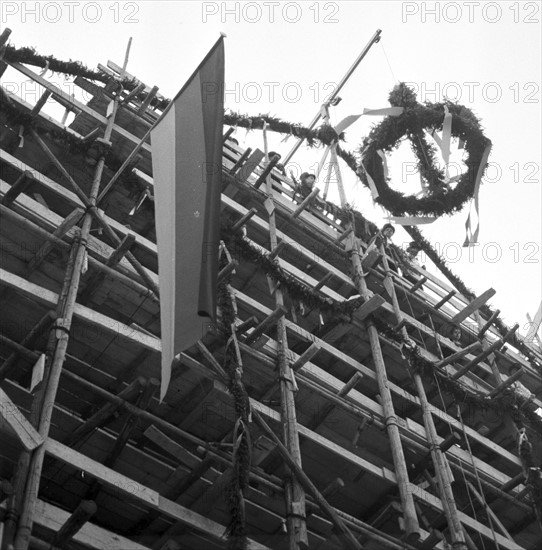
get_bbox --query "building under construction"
[1,30,542,550]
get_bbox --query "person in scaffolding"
[361,223,399,272]
[292,172,326,209]
[297,172,317,199]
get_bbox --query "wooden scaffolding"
[1,34,542,550]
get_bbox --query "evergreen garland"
[358,83,492,217]
[217,267,251,550]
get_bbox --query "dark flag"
[151,36,225,400]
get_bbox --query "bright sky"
[1,1,540,337]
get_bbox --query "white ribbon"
[463,143,492,246]
[362,107,404,117]
[360,161,380,199]
[39,60,50,77]
[376,150,389,180]
[388,216,437,225]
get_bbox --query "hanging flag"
[151,36,225,400]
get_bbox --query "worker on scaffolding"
[291,171,326,209]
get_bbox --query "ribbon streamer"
[362,106,404,116]
[360,161,380,199]
[388,216,437,225]
[463,143,492,246]
[376,149,389,180]
[440,105,452,167]
[39,60,49,77]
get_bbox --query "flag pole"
[96,34,226,206]
[281,28,382,167]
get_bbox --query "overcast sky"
[1,1,540,337]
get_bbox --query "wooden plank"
[0,388,44,451]
[44,439,271,549]
[450,288,496,325]
[235,149,265,182]
[0,267,160,352]
[353,295,385,321]
[143,425,200,469]
[30,499,151,550]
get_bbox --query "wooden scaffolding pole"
[11,49,129,550]
[261,126,308,550]
[378,244,467,550]
[348,235,421,543]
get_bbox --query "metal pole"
[282,29,382,166]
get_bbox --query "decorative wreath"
[358,83,492,217]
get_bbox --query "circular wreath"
[358,83,492,217]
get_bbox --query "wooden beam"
[314,272,333,291]
[291,343,321,371]
[477,309,501,339]
[0,27,12,48]
[409,276,427,293]
[433,290,456,310]
[50,500,97,548]
[245,306,288,344]
[435,342,482,368]
[291,188,319,218]
[0,387,43,451]
[63,377,146,447]
[27,208,84,271]
[137,85,159,114]
[452,324,518,380]
[450,288,496,324]
[231,207,258,232]
[253,155,279,188]
[0,171,33,206]
[107,232,136,266]
[103,377,159,467]
[235,149,265,182]
[486,368,524,398]
[44,439,270,549]
[30,91,52,117]
[229,147,253,174]
[353,295,385,321]
[143,425,200,469]
[0,498,152,550]
[0,310,55,381]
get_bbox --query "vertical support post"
[348,234,420,543]
[11,47,130,550]
[378,244,467,549]
[262,125,308,550]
